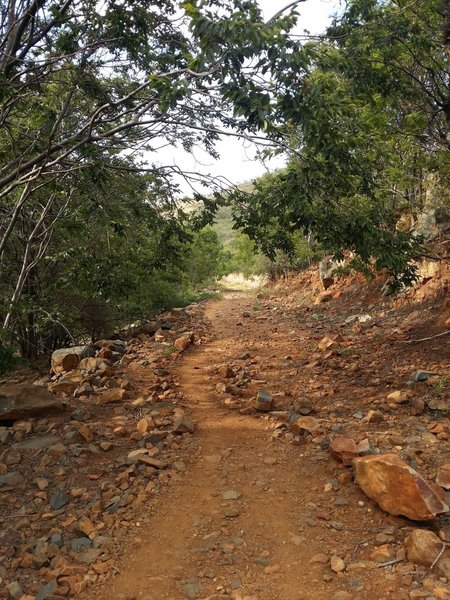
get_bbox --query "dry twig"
[400,330,450,344]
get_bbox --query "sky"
[153,0,341,195]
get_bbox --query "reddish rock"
[291,416,320,435]
[329,437,358,466]
[354,453,449,521]
[405,529,443,566]
[315,291,333,304]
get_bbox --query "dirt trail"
[82,292,398,600]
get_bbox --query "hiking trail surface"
[1,267,449,600]
[80,271,450,600]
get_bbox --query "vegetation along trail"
[82,290,399,600]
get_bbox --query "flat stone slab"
[13,435,59,449]
[0,384,62,420]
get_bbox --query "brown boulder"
[405,529,443,566]
[0,384,62,420]
[51,345,93,374]
[329,437,358,466]
[49,378,78,395]
[354,453,449,521]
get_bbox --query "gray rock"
[51,533,63,547]
[183,578,202,599]
[69,537,92,551]
[50,491,70,510]
[0,427,13,443]
[222,490,242,500]
[71,407,90,421]
[13,434,59,449]
[414,370,436,382]
[36,580,57,600]
[254,389,273,412]
[5,581,23,599]
[0,471,24,486]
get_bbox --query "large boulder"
[354,453,449,521]
[51,345,94,374]
[0,384,62,420]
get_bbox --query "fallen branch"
[377,558,405,568]
[430,544,446,570]
[400,330,450,344]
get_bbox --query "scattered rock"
[5,581,23,599]
[367,410,383,424]
[356,438,376,456]
[330,555,345,572]
[429,398,450,411]
[318,337,337,352]
[329,437,358,466]
[97,388,126,405]
[174,334,192,351]
[354,453,449,520]
[436,464,450,490]
[254,389,273,412]
[411,398,425,416]
[222,489,242,500]
[405,529,443,566]
[370,544,395,563]
[173,414,195,434]
[50,491,70,510]
[387,390,409,404]
[292,397,314,415]
[291,415,320,435]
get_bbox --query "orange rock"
[136,418,149,435]
[354,453,449,521]
[218,365,234,378]
[291,416,320,435]
[318,336,337,352]
[329,437,358,466]
[315,291,333,304]
[97,388,126,405]
[174,335,191,351]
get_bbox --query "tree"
[227,0,450,287]
[0,0,312,349]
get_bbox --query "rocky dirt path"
[81,292,392,600]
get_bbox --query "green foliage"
[0,344,19,375]
[223,0,450,285]
[186,227,231,289]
